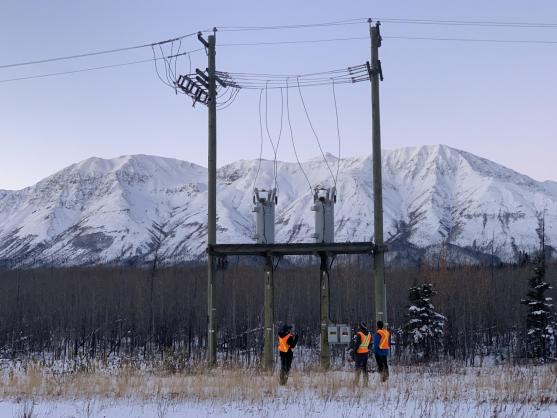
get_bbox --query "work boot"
[353,369,361,387]
[279,371,288,385]
[381,371,389,382]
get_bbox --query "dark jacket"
[278,331,298,354]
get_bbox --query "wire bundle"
[214,64,369,90]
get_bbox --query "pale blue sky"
[0,0,556,190]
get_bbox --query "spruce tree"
[521,254,555,360]
[403,283,446,360]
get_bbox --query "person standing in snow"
[277,324,298,385]
[374,320,390,382]
[350,322,372,387]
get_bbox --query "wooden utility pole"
[319,253,331,369]
[206,30,217,366]
[369,19,387,325]
[263,254,274,370]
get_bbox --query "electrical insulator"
[311,186,336,243]
[252,188,277,244]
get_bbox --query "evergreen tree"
[520,254,555,360]
[403,283,446,360]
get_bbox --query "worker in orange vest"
[277,324,298,385]
[350,322,372,387]
[373,320,390,382]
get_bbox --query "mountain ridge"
[0,144,555,268]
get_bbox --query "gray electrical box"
[327,325,339,344]
[311,186,336,243]
[252,188,277,244]
[328,324,351,345]
[339,324,351,344]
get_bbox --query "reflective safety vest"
[356,331,371,354]
[278,333,293,353]
[377,329,390,350]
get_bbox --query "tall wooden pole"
[263,254,274,370]
[320,253,330,369]
[370,20,387,325]
[207,30,217,366]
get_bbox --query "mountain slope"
[0,145,555,267]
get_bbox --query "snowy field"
[1,361,556,417]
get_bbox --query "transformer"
[252,188,277,244]
[311,186,336,243]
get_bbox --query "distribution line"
[219,17,557,31]
[0,49,203,84]
[3,33,557,85]
[375,17,557,28]
[3,15,557,71]
[384,35,557,44]
[0,32,202,70]
[217,18,368,32]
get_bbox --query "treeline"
[0,259,555,366]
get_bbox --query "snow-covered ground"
[1,362,556,417]
[3,396,555,418]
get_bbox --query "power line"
[384,35,557,44]
[217,17,557,31]
[0,32,201,70]
[0,49,203,84]
[376,17,557,28]
[3,31,557,86]
[252,89,265,191]
[215,64,370,90]
[296,76,336,186]
[217,18,368,32]
[331,79,341,186]
[219,36,368,47]
[3,16,557,71]
[220,35,557,48]
[285,79,313,194]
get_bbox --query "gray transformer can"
[253,188,277,244]
[311,186,336,243]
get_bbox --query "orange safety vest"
[377,329,390,350]
[356,331,371,354]
[278,333,293,353]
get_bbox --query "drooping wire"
[252,89,265,192]
[158,44,174,86]
[215,64,370,90]
[285,78,313,194]
[296,76,336,187]
[331,79,341,185]
[152,45,179,88]
[264,82,283,192]
[173,39,182,85]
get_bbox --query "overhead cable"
[296,76,336,186]
[0,32,201,70]
[217,18,368,32]
[252,89,265,191]
[0,49,203,85]
[331,79,341,186]
[285,79,313,194]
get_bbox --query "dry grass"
[1,360,556,410]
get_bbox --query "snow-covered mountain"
[0,145,555,268]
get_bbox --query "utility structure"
[176,21,387,369]
[176,28,227,366]
[253,188,278,370]
[368,19,388,326]
[311,186,336,368]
